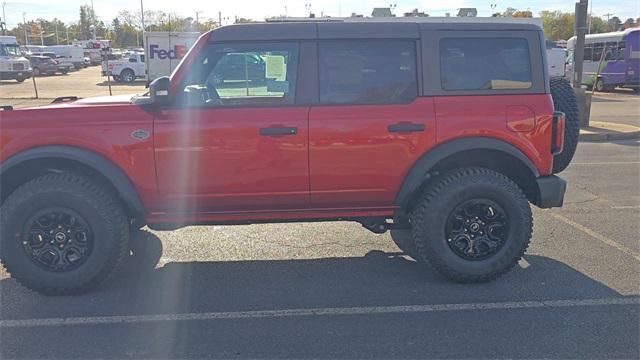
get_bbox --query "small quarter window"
[440,38,532,91]
[318,40,418,105]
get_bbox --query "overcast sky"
[3,0,639,28]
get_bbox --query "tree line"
[4,5,639,47]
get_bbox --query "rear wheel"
[594,78,606,92]
[16,76,25,83]
[550,77,580,173]
[33,67,41,76]
[0,173,130,295]
[410,167,532,283]
[120,69,135,83]
[61,68,69,75]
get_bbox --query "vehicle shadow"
[0,230,629,321]
[96,80,146,87]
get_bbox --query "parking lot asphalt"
[0,66,146,104]
[591,90,639,127]
[0,139,639,359]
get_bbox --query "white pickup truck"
[103,52,146,83]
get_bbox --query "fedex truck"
[144,32,201,83]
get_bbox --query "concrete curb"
[579,122,640,142]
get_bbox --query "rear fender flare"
[395,137,540,208]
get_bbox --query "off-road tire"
[0,173,130,295]
[390,229,420,261]
[410,167,533,283]
[550,77,580,173]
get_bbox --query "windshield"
[0,44,23,57]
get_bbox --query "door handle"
[388,123,426,133]
[260,127,298,136]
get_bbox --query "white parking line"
[548,212,640,262]
[570,162,640,165]
[0,297,638,328]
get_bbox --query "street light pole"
[23,12,29,46]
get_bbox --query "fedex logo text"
[149,44,187,60]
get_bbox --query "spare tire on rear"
[550,77,580,173]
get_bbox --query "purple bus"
[567,28,640,92]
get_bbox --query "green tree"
[540,10,575,41]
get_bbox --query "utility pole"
[603,13,613,31]
[219,11,222,26]
[195,11,201,25]
[588,0,593,33]
[1,2,6,36]
[140,0,146,31]
[54,20,59,45]
[40,20,44,45]
[65,26,69,45]
[23,12,29,45]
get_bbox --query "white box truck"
[0,36,32,82]
[144,32,200,83]
[47,45,86,69]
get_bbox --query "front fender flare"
[1,145,145,222]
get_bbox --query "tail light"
[552,111,565,155]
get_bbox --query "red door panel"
[308,98,436,208]
[154,107,310,212]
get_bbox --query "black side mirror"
[149,76,170,106]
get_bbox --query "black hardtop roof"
[209,19,542,42]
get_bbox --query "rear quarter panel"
[435,94,555,176]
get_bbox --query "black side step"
[0,105,13,111]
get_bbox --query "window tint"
[318,40,418,105]
[583,45,593,61]
[180,42,298,107]
[440,38,532,90]
[593,42,605,61]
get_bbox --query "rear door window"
[318,40,418,105]
[440,38,532,91]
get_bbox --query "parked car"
[0,20,579,295]
[30,52,72,74]
[29,55,69,76]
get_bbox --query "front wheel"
[0,173,130,295]
[33,67,41,76]
[16,76,26,83]
[410,167,532,283]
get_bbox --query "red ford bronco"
[0,20,579,295]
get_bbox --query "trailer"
[144,32,201,83]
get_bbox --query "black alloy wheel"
[22,207,93,272]
[445,199,508,261]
